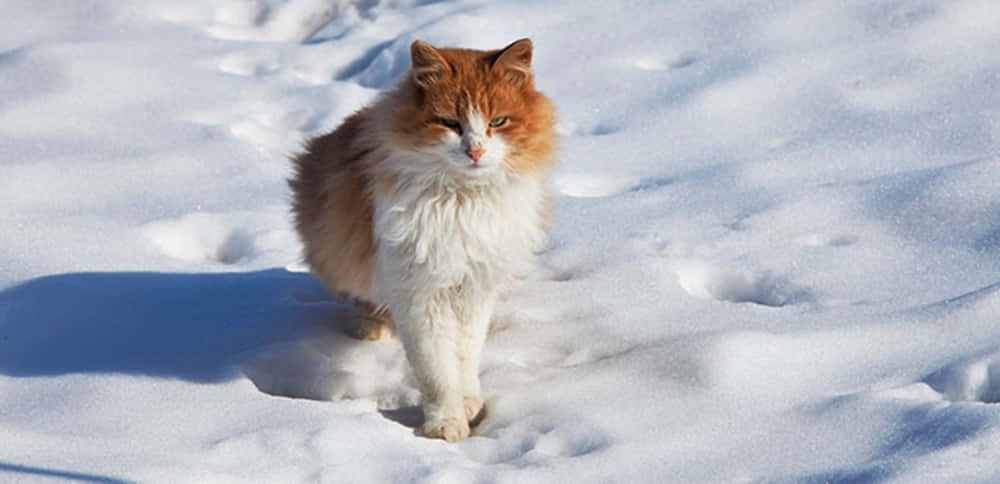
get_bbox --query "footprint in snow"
[797,233,858,248]
[557,118,622,138]
[634,53,698,71]
[674,261,811,307]
[186,99,324,155]
[142,212,256,265]
[588,121,622,136]
[922,353,1000,404]
[463,417,610,464]
[555,173,673,199]
[217,50,281,77]
[158,0,345,43]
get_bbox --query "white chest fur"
[373,164,546,293]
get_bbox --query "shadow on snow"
[0,269,352,384]
[0,461,133,484]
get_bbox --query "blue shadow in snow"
[0,461,133,484]
[0,269,350,382]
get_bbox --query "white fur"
[372,132,547,439]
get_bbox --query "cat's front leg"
[389,286,469,442]
[456,289,498,427]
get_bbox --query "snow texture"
[2,0,1000,482]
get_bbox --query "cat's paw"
[347,316,392,341]
[463,395,486,427]
[420,416,470,442]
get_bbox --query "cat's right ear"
[491,38,533,85]
[410,40,448,89]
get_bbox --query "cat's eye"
[489,116,508,128]
[438,118,462,134]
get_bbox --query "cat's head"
[389,38,555,178]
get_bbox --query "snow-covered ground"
[2,0,1000,482]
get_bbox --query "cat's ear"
[410,40,449,89]
[491,38,533,85]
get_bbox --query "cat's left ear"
[410,40,449,89]
[491,38,533,85]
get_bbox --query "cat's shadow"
[0,269,416,420]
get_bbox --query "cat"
[289,38,556,442]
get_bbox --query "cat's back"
[290,108,374,192]
[290,108,379,302]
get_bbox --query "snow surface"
[2,0,1000,482]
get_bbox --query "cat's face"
[391,39,555,178]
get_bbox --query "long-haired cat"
[290,38,556,441]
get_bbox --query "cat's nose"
[466,145,485,162]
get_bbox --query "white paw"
[420,416,470,442]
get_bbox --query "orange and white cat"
[290,38,556,441]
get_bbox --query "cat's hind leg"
[347,299,393,341]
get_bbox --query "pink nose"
[466,146,484,162]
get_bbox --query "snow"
[2,0,1000,482]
